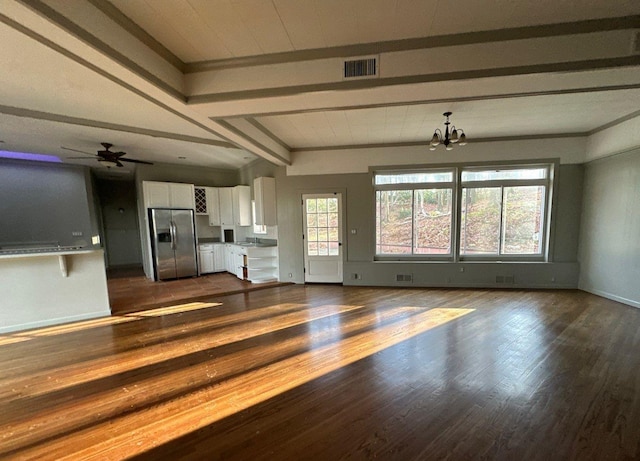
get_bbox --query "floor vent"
[343,56,378,79]
[396,274,413,282]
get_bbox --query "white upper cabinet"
[254,177,276,226]
[232,185,252,226]
[206,187,221,226]
[218,187,234,226]
[194,187,207,214]
[143,181,195,209]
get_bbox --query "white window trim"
[373,161,555,262]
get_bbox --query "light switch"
[351,229,357,234]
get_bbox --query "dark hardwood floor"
[106,265,287,314]
[1,286,640,460]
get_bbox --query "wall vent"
[396,274,413,282]
[496,275,515,284]
[343,56,378,80]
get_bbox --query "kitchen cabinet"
[199,243,225,274]
[194,187,207,215]
[206,187,221,226]
[213,243,225,270]
[198,246,214,274]
[219,188,234,226]
[232,185,252,226]
[254,177,276,226]
[245,246,278,283]
[143,181,195,209]
[223,244,278,282]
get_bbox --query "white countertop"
[0,247,99,260]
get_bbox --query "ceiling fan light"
[429,146,437,151]
[430,133,440,146]
[445,144,453,151]
[458,133,467,146]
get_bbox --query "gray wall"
[274,163,583,288]
[96,178,141,267]
[0,159,98,248]
[578,149,640,307]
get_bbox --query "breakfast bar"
[0,247,111,333]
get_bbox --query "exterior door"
[303,193,343,283]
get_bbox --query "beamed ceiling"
[0,0,639,178]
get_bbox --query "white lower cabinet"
[199,243,225,274]
[222,244,278,282]
[245,246,278,283]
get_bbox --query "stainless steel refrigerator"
[149,208,198,280]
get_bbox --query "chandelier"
[429,111,467,151]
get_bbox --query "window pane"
[327,198,338,212]
[307,241,318,256]
[328,242,339,255]
[306,199,316,213]
[460,187,501,255]
[318,242,328,256]
[308,228,317,242]
[413,189,452,254]
[328,212,338,227]
[462,168,547,182]
[318,213,328,227]
[317,198,328,212]
[502,186,544,254]
[376,190,413,254]
[328,227,339,241]
[307,213,317,227]
[375,171,453,185]
[317,227,328,241]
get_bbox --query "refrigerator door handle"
[170,221,177,250]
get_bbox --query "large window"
[374,164,552,260]
[376,170,454,257]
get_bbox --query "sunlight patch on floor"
[79,307,475,460]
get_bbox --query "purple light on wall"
[0,150,62,163]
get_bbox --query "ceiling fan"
[62,142,153,168]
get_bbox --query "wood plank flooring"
[106,266,286,314]
[1,286,640,460]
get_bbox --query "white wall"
[0,250,111,333]
[578,148,640,308]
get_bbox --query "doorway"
[302,193,343,283]
[95,178,142,270]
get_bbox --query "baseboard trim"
[579,286,640,309]
[0,310,111,334]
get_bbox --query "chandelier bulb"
[430,132,440,146]
[450,128,459,143]
[446,145,453,151]
[459,132,467,146]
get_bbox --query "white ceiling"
[0,0,639,177]
[110,0,639,61]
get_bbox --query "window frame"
[374,167,456,261]
[372,161,555,262]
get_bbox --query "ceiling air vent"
[343,56,379,80]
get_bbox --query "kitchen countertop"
[0,246,98,259]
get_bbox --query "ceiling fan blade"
[67,156,98,160]
[119,157,154,165]
[61,147,95,156]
